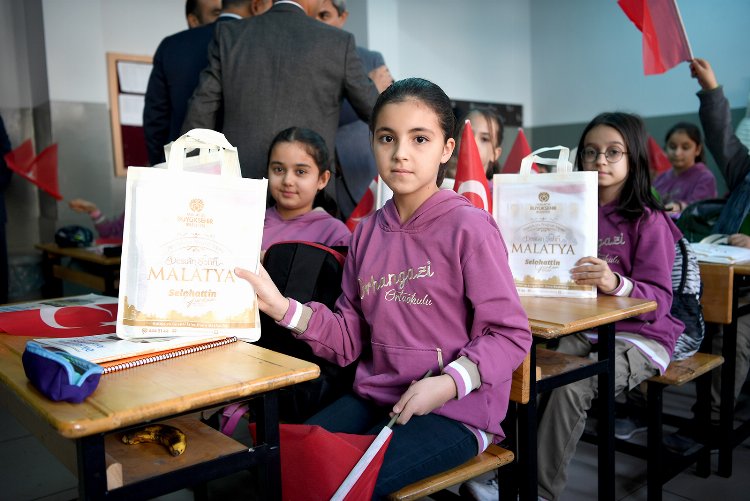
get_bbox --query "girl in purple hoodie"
[237,78,531,498]
[536,113,684,501]
[262,126,351,251]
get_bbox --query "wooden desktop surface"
[35,243,121,266]
[520,295,657,339]
[0,335,319,439]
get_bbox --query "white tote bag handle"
[520,146,572,175]
[165,128,242,177]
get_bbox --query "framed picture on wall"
[106,52,152,177]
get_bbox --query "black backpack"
[675,198,727,243]
[257,241,355,422]
[671,238,705,360]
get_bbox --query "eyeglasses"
[581,147,628,164]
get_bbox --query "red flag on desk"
[249,423,390,501]
[618,0,693,75]
[0,298,118,337]
[501,128,537,174]
[453,120,492,212]
[345,177,378,232]
[647,135,672,175]
[4,141,62,200]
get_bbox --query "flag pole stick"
[672,0,693,59]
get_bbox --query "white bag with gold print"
[493,146,598,298]
[117,129,266,340]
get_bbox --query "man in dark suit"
[316,0,393,218]
[144,0,272,165]
[182,0,379,180]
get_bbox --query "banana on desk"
[121,424,187,456]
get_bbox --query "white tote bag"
[493,146,598,298]
[117,129,266,340]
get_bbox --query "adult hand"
[570,256,619,293]
[389,374,457,425]
[69,198,98,214]
[369,65,394,93]
[727,233,750,249]
[690,58,719,91]
[235,264,289,321]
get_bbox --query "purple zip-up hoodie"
[598,202,684,354]
[278,190,531,441]
[262,206,351,250]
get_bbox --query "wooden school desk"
[36,243,121,297]
[699,262,750,477]
[516,295,657,501]
[0,334,319,500]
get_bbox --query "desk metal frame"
[715,271,750,477]
[516,323,616,501]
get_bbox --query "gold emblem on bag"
[538,192,550,203]
[189,199,205,212]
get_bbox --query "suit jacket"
[335,47,385,219]
[182,2,379,179]
[143,16,237,165]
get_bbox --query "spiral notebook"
[98,336,238,374]
[34,333,238,374]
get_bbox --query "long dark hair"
[459,108,504,178]
[370,77,455,186]
[664,121,705,163]
[266,127,339,216]
[576,112,664,220]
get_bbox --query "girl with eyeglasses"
[653,121,717,214]
[535,112,684,501]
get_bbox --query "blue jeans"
[306,393,478,499]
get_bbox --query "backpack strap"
[677,238,689,295]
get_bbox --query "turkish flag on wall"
[3,140,62,200]
[453,120,492,212]
[501,128,537,174]
[618,0,692,75]
[345,177,378,231]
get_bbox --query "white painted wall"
[368,0,533,124]
[530,0,750,126]
[42,0,185,103]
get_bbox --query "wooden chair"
[388,353,531,501]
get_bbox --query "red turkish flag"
[501,128,537,174]
[0,300,118,337]
[618,0,692,75]
[4,141,62,200]
[453,120,492,212]
[345,177,378,231]
[249,423,391,501]
[647,135,672,174]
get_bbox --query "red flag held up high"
[345,177,378,232]
[647,135,672,175]
[453,120,492,212]
[501,128,537,174]
[618,0,692,75]
[4,140,62,200]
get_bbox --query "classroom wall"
[4,0,750,265]
[529,1,750,194]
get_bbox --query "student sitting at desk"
[532,113,683,501]
[236,78,531,499]
[261,127,351,252]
